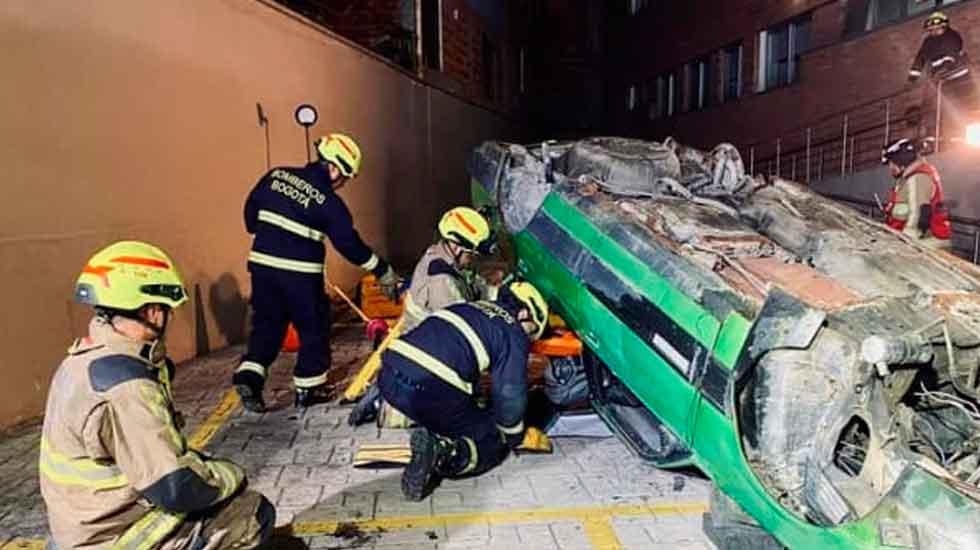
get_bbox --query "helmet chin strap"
[442,241,467,268]
[104,307,169,340]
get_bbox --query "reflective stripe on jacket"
[382,301,530,436]
[243,163,388,276]
[41,317,245,550]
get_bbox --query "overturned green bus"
[469,137,980,549]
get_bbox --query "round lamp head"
[294,104,318,127]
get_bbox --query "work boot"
[233,371,266,413]
[294,385,330,409]
[348,385,381,427]
[402,428,454,501]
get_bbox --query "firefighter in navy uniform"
[347,206,498,427]
[376,281,549,501]
[234,133,399,411]
[41,241,274,550]
[908,12,969,83]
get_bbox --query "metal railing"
[820,192,980,264]
[743,65,975,183]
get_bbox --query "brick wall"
[441,0,484,98]
[607,0,980,168]
[281,0,521,108]
[293,0,404,47]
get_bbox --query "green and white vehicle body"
[468,138,980,549]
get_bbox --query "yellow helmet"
[75,241,188,311]
[438,206,496,254]
[924,11,948,29]
[506,281,549,340]
[315,133,362,177]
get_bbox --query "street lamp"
[294,104,319,161]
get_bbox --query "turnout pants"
[237,264,332,390]
[47,492,274,550]
[160,490,275,550]
[377,361,509,476]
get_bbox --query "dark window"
[648,74,675,119]
[847,0,960,34]
[759,14,811,91]
[421,0,441,70]
[722,43,743,102]
[481,33,500,100]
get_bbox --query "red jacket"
[884,162,951,240]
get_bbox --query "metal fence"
[743,66,975,183]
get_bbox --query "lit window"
[628,0,650,16]
[757,14,811,92]
[688,57,713,111]
[626,85,638,111]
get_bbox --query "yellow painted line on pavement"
[288,500,707,548]
[188,389,241,450]
[0,540,45,550]
[582,515,624,550]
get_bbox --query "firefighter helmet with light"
[438,207,496,255]
[924,11,948,30]
[504,280,549,341]
[315,133,362,177]
[75,241,188,311]
[881,138,918,168]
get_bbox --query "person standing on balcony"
[907,11,973,142]
[881,138,952,250]
[909,12,969,83]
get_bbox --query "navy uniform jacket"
[383,301,530,440]
[244,162,388,277]
[910,28,966,79]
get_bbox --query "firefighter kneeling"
[41,241,274,550]
[881,138,952,250]
[377,281,549,501]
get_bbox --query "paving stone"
[516,524,558,549]
[610,517,658,547]
[338,492,376,519]
[307,465,351,486]
[370,526,444,546]
[549,520,593,550]
[645,514,710,545]
[278,465,310,486]
[487,524,521,546]
[249,466,284,486]
[278,485,323,508]
[444,521,490,545]
[529,475,593,505]
[375,492,432,518]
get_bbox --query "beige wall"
[0,0,521,428]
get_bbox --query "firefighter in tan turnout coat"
[40,241,274,550]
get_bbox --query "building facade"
[523,0,608,138]
[606,0,980,179]
[274,0,529,112]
